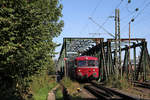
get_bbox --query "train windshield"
[88,60,98,66]
[77,60,98,67]
[78,60,87,67]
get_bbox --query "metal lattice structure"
[82,38,150,81]
[57,38,104,76]
[57,37,150,82]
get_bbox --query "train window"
[88,60,98,66]
[95,60,99,66]
[78,60,87,67]
[88,60,95,66]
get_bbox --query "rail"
[84,81,141,100]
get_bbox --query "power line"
[132,2,150,21]
[115,0,124,9]
[79,0,103,34]
[87,0,124,38]
[89,17,115,38]
[80,0,124,35]
[90,0,103,17]
[121,1,150,32]
[124,0,148,22]
[100,0,124,27]
[95,0,124,35]
[120,9,136,22]
[126,3,134,14]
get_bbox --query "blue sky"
[53,0,150,58]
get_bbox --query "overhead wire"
[132,1,150,21]
[79,0,103,34]
[120,10,136,22]
[89,17,115,38]
[126,0,147,14]
[90,0,103,17]
[80,0,132,37]
[125,0,134,14]
[95,0,124,36]
[100,0,124,27]
[121,1,150,32]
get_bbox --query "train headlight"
[93,69,95,72]
[78,69,80,72]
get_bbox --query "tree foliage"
[0,0,63,99]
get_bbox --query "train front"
[75,56,99,80]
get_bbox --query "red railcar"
[72,56,99,80]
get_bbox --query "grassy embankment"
[105,74,150,98]
[105,75,131,89]
[55,86,63,100]
[55,77,82,100]
[27,73,57,100]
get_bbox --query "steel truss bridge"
[57,37,150,82]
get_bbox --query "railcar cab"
[74,56,99,80]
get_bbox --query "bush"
[105,74,132,89]
[0,0,63,99]
[61,77,80,95]
[29,72,57,100]
[55,88,63,100]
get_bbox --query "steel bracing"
[57,37,150,82]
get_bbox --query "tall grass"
[105,74,132,89]
[29,73,57,100]
[61,77,81,98]
[55,87,63,100]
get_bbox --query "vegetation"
[30,73,57,100]
[0,0,63,99]
[105,74,132,89]
[61,77,81,98]
[55,87,63,100]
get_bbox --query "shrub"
[105,74,132,89]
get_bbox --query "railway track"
[134,81,150,89]
[84,81,140,100]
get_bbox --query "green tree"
[0,0,63,99]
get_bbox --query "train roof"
[75,56,98,60]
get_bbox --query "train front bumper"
[77,73,88,79]
[77,73,98,80]
[91,73,99,79]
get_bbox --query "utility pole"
[128,18,134,80]
[118,9,122,78]
[128,22,131,76]
[115,9,119,77]
[114,9,121,78]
